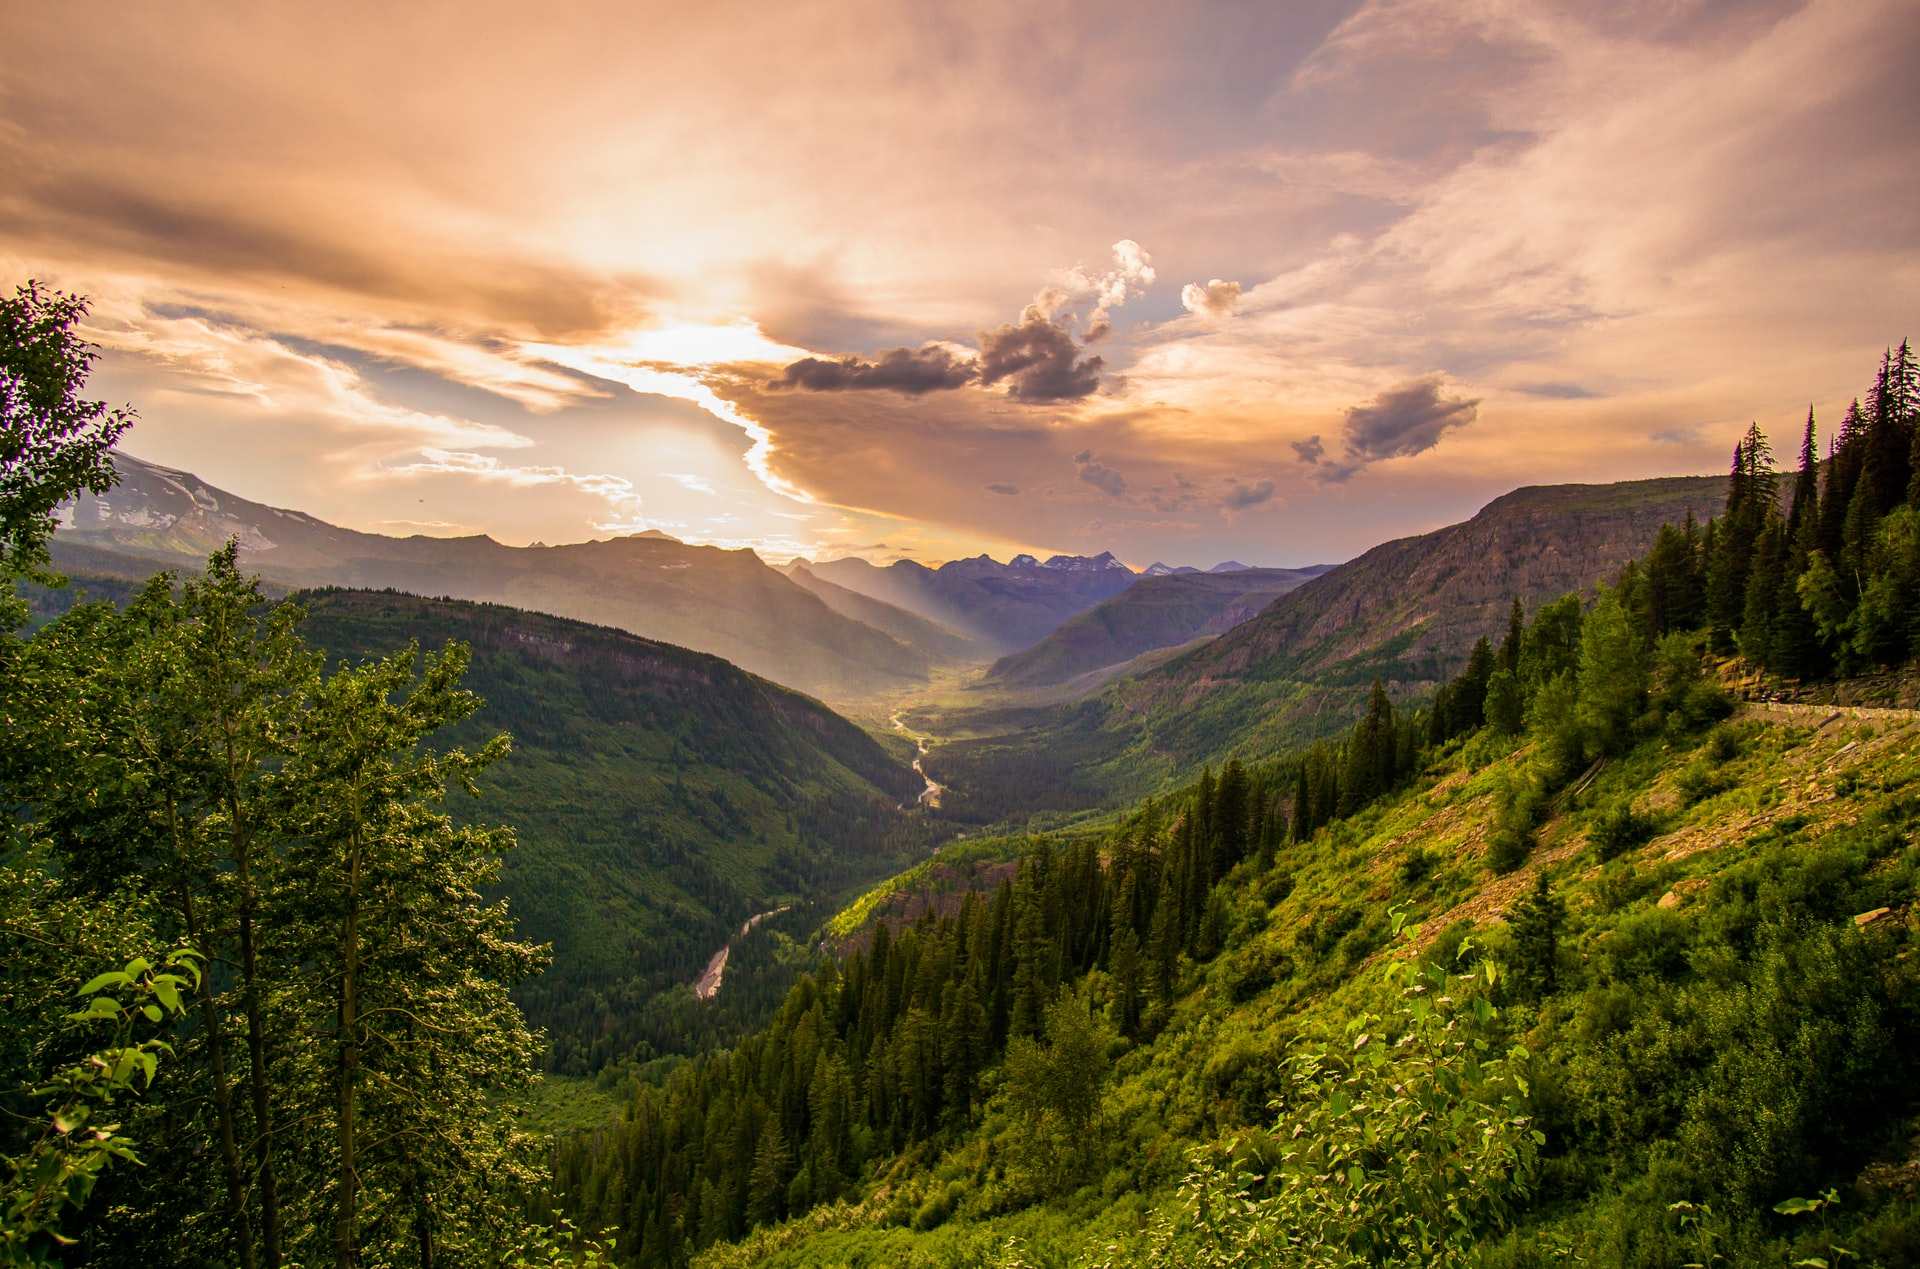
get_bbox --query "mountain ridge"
[807,548,1140,652]
[58,453,938,702]
[983,565,1332,689]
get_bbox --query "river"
[691,905,791,1001]
[889,710,945,809]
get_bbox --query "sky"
[2,0,1915,568]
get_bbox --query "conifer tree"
[1108,923,1143,1038]
[746,1118,790,1226]
[1508,873,1566,1001]
[1789,407,1819,536]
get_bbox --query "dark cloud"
[1291,434,1326,465]
[977,317,1104,402]
[1342,376,1479,463]
[1515,380,1601,399]
[1221,478,1275,510]
[774,344,976,394]
[985,481,1019,495]
[1073,449,1128,497]
[0,170,656,340]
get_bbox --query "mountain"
[1143,561,1201,576]
[1207,560,1252,573]
[290,589,927,1072]
[927,476,1731,814]
[781,561,986,663]
[805,549,1138,652]
[57,453,942,702]
[1156,477,1727,688]
[983,566,1332,689]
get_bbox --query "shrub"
[1675,762,1730,805]
[1398,846,1441,886]
[1707,724,1743,764]
[1131,922,1542,1267]
[1486,772,1547,875]
[1590,800,1655,860]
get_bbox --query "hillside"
[927,477,1730,813]
[291,589,929,1072]
[585,698,1920,1267]
[1153,478,1729,686]
[782,562,986,664]
[984,566,1330,689]
[57,453,942,702]
[807,550,1139,653]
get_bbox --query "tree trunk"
[236,871,284,1267]
[224,724,284,1269]
[177,870,258,1269]
[404,1165,436,1269]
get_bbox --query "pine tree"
[1145,887,1177,1011]
[1108,923,1142,1038]
[1864,348,1914,518]
[1820,400,1866,564]
[1575,587,1647,758]
[1501,597,1524,672]
[1739,515,1787,669]
[1508,873,1566,1001]
[1211,759,1249,878]
[747,1117,790,1227]
[1788,406,1819,536]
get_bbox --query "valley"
[888,710,945,809]
[5,257,1916,1266]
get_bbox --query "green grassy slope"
[699,703,1920,1266]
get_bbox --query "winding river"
[691,905,791,1001]
[889,711,945,809]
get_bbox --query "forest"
[2,278,1917,1267]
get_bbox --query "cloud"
[985,482,1020,495]
[1181,278,1243,317]
[979,316,1104,401]
[381,448,645,520]
[773,343,977,394]
[1515,381,1601,400]
[1291,434,1326,465]
[665,472,716,494]
[1342,375,1479,463]
[1069,238,1157,340]
[1221,478,1276,510]
[1073,449,1129,497]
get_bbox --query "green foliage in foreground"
[1124,928,1540,1268]
[1,951,198,1266]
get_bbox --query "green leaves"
[3,947,197,1258]
[1147,946,1541,1267]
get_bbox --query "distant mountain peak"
[633,529,681,542]
[1144,561,1201,576]
[1041,550,1130,573]
[1008,553,1040,568]
[1208,560,1252,573]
